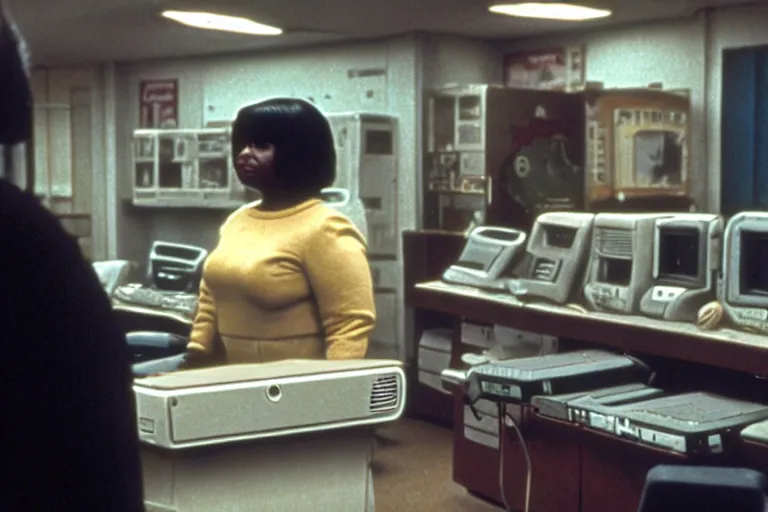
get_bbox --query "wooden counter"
[409,280,768,378]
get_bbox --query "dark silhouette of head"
[0,1,32,146]
[231,98,336,200]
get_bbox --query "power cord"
[497,403,532,512]
[471,402,532,512]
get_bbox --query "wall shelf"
[409,280,768,378]
[127,198,244,210]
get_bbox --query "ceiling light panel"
[161,10,283,35]
[489,2,612,21]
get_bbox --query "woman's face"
[235,143,275,189]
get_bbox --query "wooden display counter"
[409,280,768,378]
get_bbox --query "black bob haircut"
[0,2,32,146]
[231,98,336,195]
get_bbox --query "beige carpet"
[373,418,503,512]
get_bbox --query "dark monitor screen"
[598,257,633,286]
[740,231,768,296]
[658,228,700,280]
[456,241,505,271]
[544,225,577,249]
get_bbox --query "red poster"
[504,47,585,92]
[139,79,179,129]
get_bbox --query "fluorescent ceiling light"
[489,2,612,21]
[161,10,283,36]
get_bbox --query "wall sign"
[504,47,585,92]
[140,79,179,129]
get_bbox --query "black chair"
[638,465,768,512]
[126,331,187,364]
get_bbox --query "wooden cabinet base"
[452,398,581,512]
[452,392,505,506]
[521,414,580,512]
[579,430,726,512]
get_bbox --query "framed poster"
[139,79,179,129]
[504,46,585,92]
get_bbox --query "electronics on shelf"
[441,225,527,291]
[326,113,398,257]
[319,187,369,241]
[113,284,198,319]
[111,241,206,320]
[147,241,208,293]
[583,213,674,314]
[532,383,664,423]
[508,212,595,304]
[568,392,768,455]
[721,212,768,335]
[134,359,406,449]
[92,259,136,297]
[132,128,246,208]
[417,329,453,394]
[639,213,723,322]
[463,398,501,450]
[462,350,649,405]
[584,88,693,211]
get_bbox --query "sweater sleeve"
[304,214,376,359]
[187,279,217,355]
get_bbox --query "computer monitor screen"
[740,231,768,296]
[658,227,699,279]
[544,225,577,249]
[634,130,683,186]
[599,257,632,286]
[456,229,524,268]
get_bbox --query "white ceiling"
[7,0,755,65]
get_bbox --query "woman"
[186,98,376,364]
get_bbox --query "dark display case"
[423,84,585,233]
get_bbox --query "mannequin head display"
[0,0,32,149]
[232,98,336,210]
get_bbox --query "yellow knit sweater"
[187,198,375,363]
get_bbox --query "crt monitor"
[721,212,768,335]
[441,226,527,291]
[147,241,208,293]
[320,187,369,241]
[639,214,723,323]
[584,213,674,314]
[508,212,595,305]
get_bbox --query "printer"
[136,358,406,512]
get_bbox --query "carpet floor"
[373,418,503,512]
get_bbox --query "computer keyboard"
[114,284,197,317]
[442,266,483,286]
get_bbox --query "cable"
[497,402,532,512]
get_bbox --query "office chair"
[637,465,768,512]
